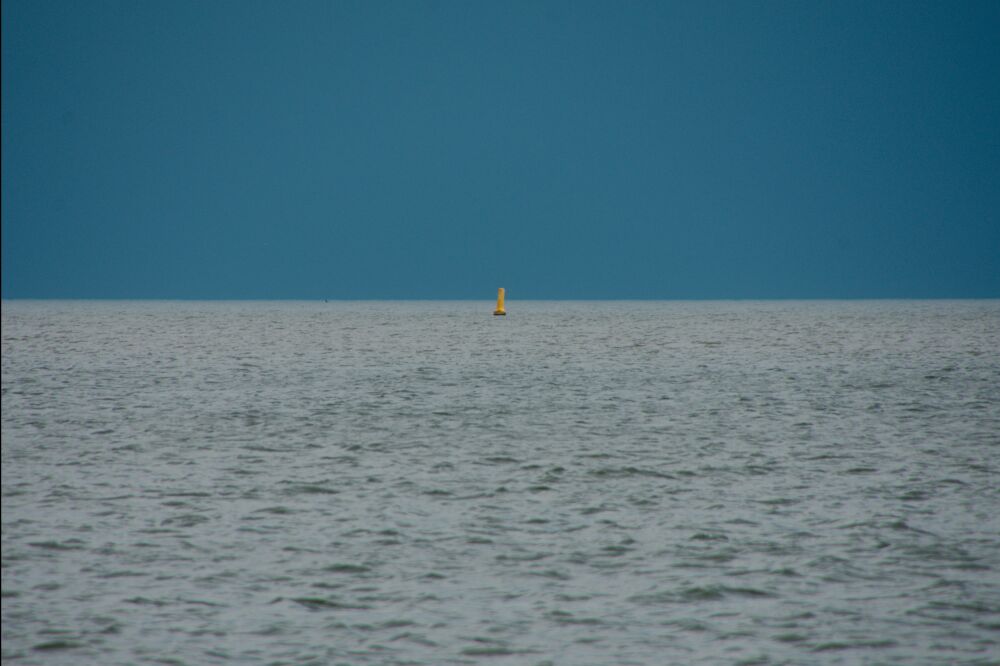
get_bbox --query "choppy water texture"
[2,300,999,665]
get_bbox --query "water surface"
[2,300,999,664]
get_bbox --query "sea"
[2,300,998,665]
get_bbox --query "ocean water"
[2,299,998,665]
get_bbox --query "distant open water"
[2,300,999,665]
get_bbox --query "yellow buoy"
[493,287,506,316]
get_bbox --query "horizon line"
[3,296,999,302]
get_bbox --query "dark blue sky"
[3,0,998,298]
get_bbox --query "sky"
[2,0,998,299]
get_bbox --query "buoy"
[493,287,506,316]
